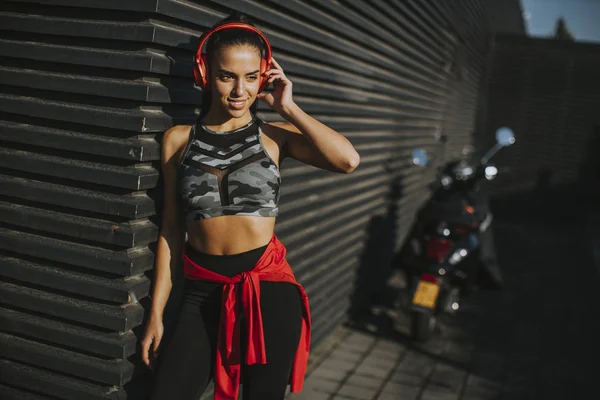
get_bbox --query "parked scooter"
[397,128,515,342]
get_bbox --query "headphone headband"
[193,22,273,92]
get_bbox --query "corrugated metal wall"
[482,0,525,36]
[0,1,490,398]
[483,35,600,200]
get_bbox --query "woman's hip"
[182,279,302,311]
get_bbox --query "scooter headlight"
[441,174,453,188]
[448,248,468,265]
[436,222,451,237]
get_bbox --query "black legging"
[150,243,303,400]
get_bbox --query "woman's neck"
[201,110,254,133]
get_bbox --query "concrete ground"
[289,217,600,400]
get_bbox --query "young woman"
[141,13,360,400]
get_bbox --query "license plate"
[412,280,440,309]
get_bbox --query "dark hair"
[199,12,266,119]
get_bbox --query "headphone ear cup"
[194,55,209,90]
[192,62,202,87]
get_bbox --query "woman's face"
[209,45,262,119]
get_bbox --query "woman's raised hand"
[257,57,296,117]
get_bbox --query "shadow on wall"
[346,173,403,329]
[162,35,204,126]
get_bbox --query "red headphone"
[192,22,273,93]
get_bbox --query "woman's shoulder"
[259,120,299,153]
[260,120,301,145]
[261,120,300,134]
[161,124,193,164]
[163,124,193,147]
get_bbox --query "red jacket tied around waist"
[182,234,311,400]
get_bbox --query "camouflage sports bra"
[178,115,281,221]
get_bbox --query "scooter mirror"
[495,127,516,147]
[412,148,429,166]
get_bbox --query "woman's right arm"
[141,125,190,368]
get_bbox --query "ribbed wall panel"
[0,0,493,398]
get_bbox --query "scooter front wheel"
[411,311,436,342]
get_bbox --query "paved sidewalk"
[289,218,600,400]
[295,330,408,400]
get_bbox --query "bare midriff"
[186,215,277,255]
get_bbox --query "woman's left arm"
[258,58,360,174]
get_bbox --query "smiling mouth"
[227,99,247,109]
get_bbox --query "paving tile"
[338,343,373,353]
[419,389,460,400]
[327,354,363,365]
[372,339,405,355]
[380,381,421,398]
[389,370,428,386]
[342,337,375,351]
[337,382,378,400]
[369,347,402,362]
[391,354,434,384]
[425,383,462,395]
[354,362,391,379]
[344,373,383,390]
[346,331,376,344]
[395,351,435,375]
[311,365,349,381]
[302,376,340,394]
[329,343,369,357]
[377,395,417,400]
[361,354,397,371]
[319,357,359,373]
[376,395,401,400]
[289,389,332,400]
[369,346,405,360]
[336,341,374,355]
